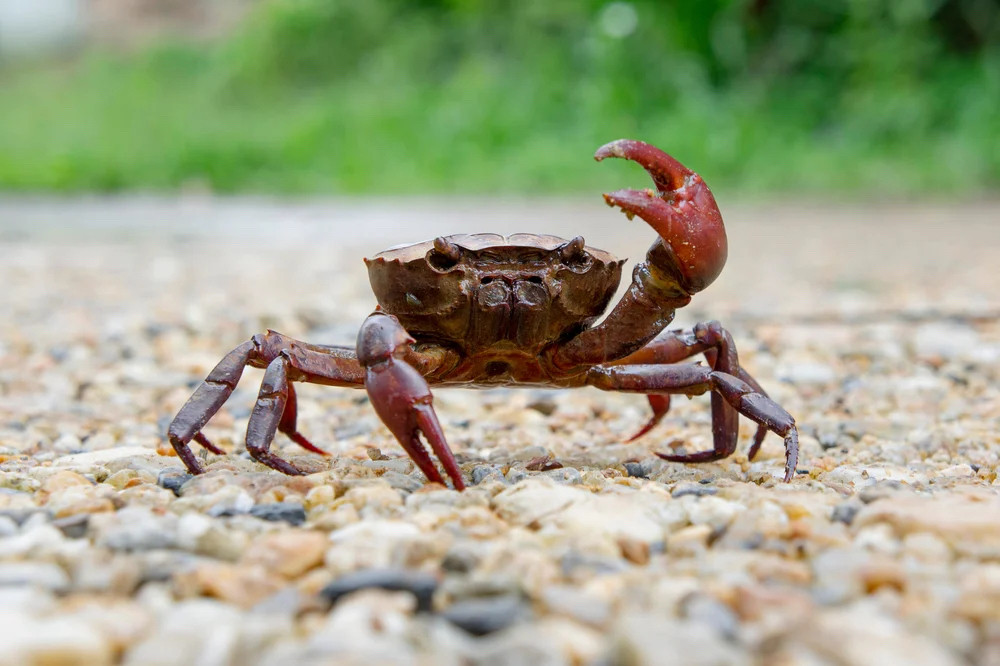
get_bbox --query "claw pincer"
[595,139,727,294]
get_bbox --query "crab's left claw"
[596,139,727,295]
[358,313,465,490]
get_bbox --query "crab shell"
[365,233,624,353]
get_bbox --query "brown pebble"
[241,530,327,579]
[618,537,650,565]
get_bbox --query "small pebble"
[156,470,192,496]
[320,569,438,612]
[623,462,647,478]
[380,471,423,492]
[52,513,89,538]
[671,484,717,498]
[831,502,861,526]
[442,594,528,636]
[471,465,505,485]
[249,502,307,526]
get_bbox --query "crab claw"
[596,139,727,294]
[358,313,465,490]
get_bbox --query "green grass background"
[1,0,997,195]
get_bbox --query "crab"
[167,139,798,489]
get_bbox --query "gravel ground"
[1,196,998,665]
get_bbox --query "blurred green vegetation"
[0,0,998,195]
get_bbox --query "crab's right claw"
[596,139,727,295]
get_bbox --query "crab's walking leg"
[245,353,306,475]
[357,313,465,490]
[587,364,798,482]
[167,332,363,475]
[612,321,770,455]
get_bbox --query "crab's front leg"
[551,139,728,370]
[357,313,465,490]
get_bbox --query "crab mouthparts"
[471,276,550,345]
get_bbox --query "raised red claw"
[595,139,727,294]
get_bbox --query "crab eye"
[427,237,462,271]
[558,236,592,270]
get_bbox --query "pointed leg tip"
[782,430,799,483]
[626,420,658,443]
[193,432,225,455]
[288,432,328,456]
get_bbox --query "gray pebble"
[442,594,528,636]
[542,467,582,485]
[472,465,505,485]
[157,470,192,496]
[0,509,44,527]
[381,471,423,492]
[681,593,740,640]
[207,491,254,517]
[52,514,89,539]
[251,587,306,615]
[858,480,903,504]
[0,515,19,537]
[0,562,70,592]
[98,508,178,552]
[624,462,647,478]
[439,573,522,601]
[672,484,718,498]
[541,585,611,627]
[249,502,307,526]
[320,568,438,612]
[831,502,861,525]
[817,424,841,450]
[441,546,480,574]
[505,468,528,484]
[561,551,629,576]
[362,458,414,475]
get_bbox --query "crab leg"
[611,322,770,454]
[167,332,363,475]
[551,140,728,370]
[587,363,798,482]
[357,313,465,490]
[245,353,307,475]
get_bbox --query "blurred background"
[1,0,998,197]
